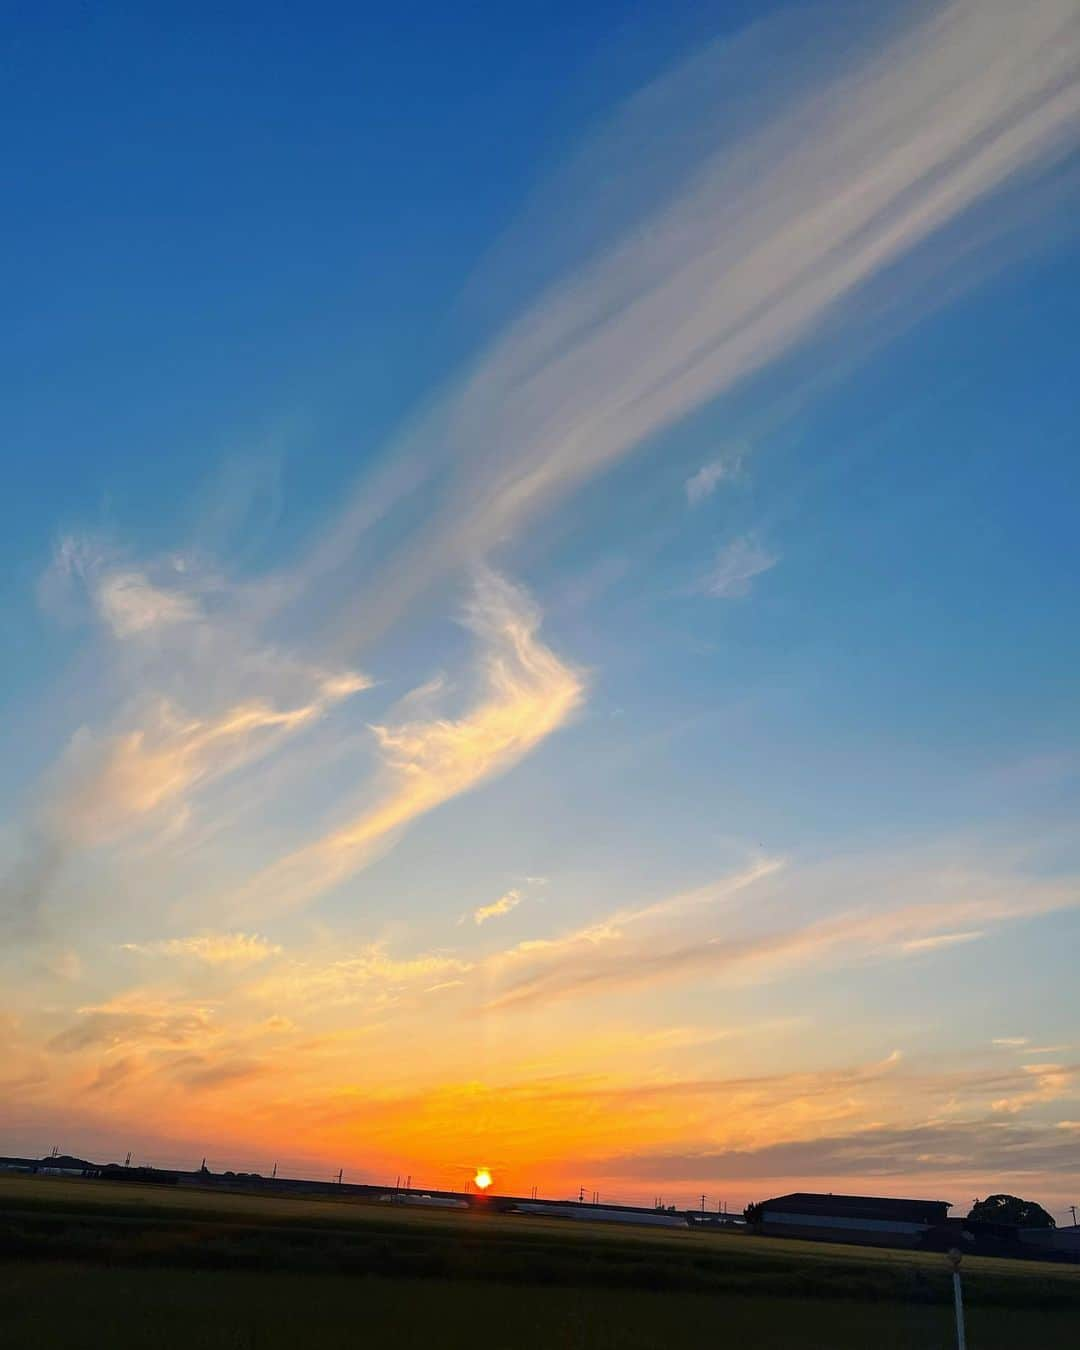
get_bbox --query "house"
[754,1192,951,1248]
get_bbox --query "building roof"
[760,1192,951,1222]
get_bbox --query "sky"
[2,0,1079,1216]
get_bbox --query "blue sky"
[2,0,1079,1210]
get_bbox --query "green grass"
[2,1174,1077,1347]
[1,1261,1075,1349]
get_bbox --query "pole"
[1070,1205,1078,1227]
[948,1250,966,1350]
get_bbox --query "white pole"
[947,1250,966,1350]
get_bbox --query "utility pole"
[271,1162,277,1180]
[336,1168,343,1185]
[1069,1205,1078,1227]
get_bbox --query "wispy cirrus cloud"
[901,930,984,954]
[121,933,282,966]
[43,535,203,639]
[685,455,741,505]
[247,944,473,1010]
[49,996,214,1053]
[296,0,1080,647]
[482,853,1080,1013]
[9,533,374,938]
[228,571,584,915]
[992,1062,1075,1115]
[96,570,201,638]
[701,536,779,598]
[51,682,368,846]
[595,1116,1080,1186]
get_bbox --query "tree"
[968,1194,1055,1228]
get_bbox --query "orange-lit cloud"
[121,933,282,966]
[473,889,522,925]
[228,572,584,915]
[53,679,369,846]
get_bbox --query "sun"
[473,1168,493,1191]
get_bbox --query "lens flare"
[473,1168,493,1190]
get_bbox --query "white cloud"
[44,537,202,639]
[702,536,778,598]
[96,570,201,638]
[686,456,740,505]
[293,0,1080,642]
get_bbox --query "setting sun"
[473,1169,493,1191]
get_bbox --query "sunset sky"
[3,0,1079,1216]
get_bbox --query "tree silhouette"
[968,1194,1055,1228]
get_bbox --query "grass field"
[2,1174,1077,1347]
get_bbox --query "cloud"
[482,854,1080,1013]
[96,571,201,638]
[122,933,282,966]
[993,1037,1030,1048]
[229,572,584,914]
[44,537,202,639]
[701,536,779,598]
[177,1058,270,1092]
[595,1117,1080,1185]
[474,889,522,925]
[685,455,740,505]
[295,0,1080,643]
[901,930,984,954]
[49,999,213,1053]
[448,0,1080,550]
[991,1062,1075,1115]
[248,944,473,1010]
[50,677,368,847]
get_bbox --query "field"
[2,1175,1078,1348]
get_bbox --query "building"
[1018,1224,1080,1260]
[754,1192,951,1248]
